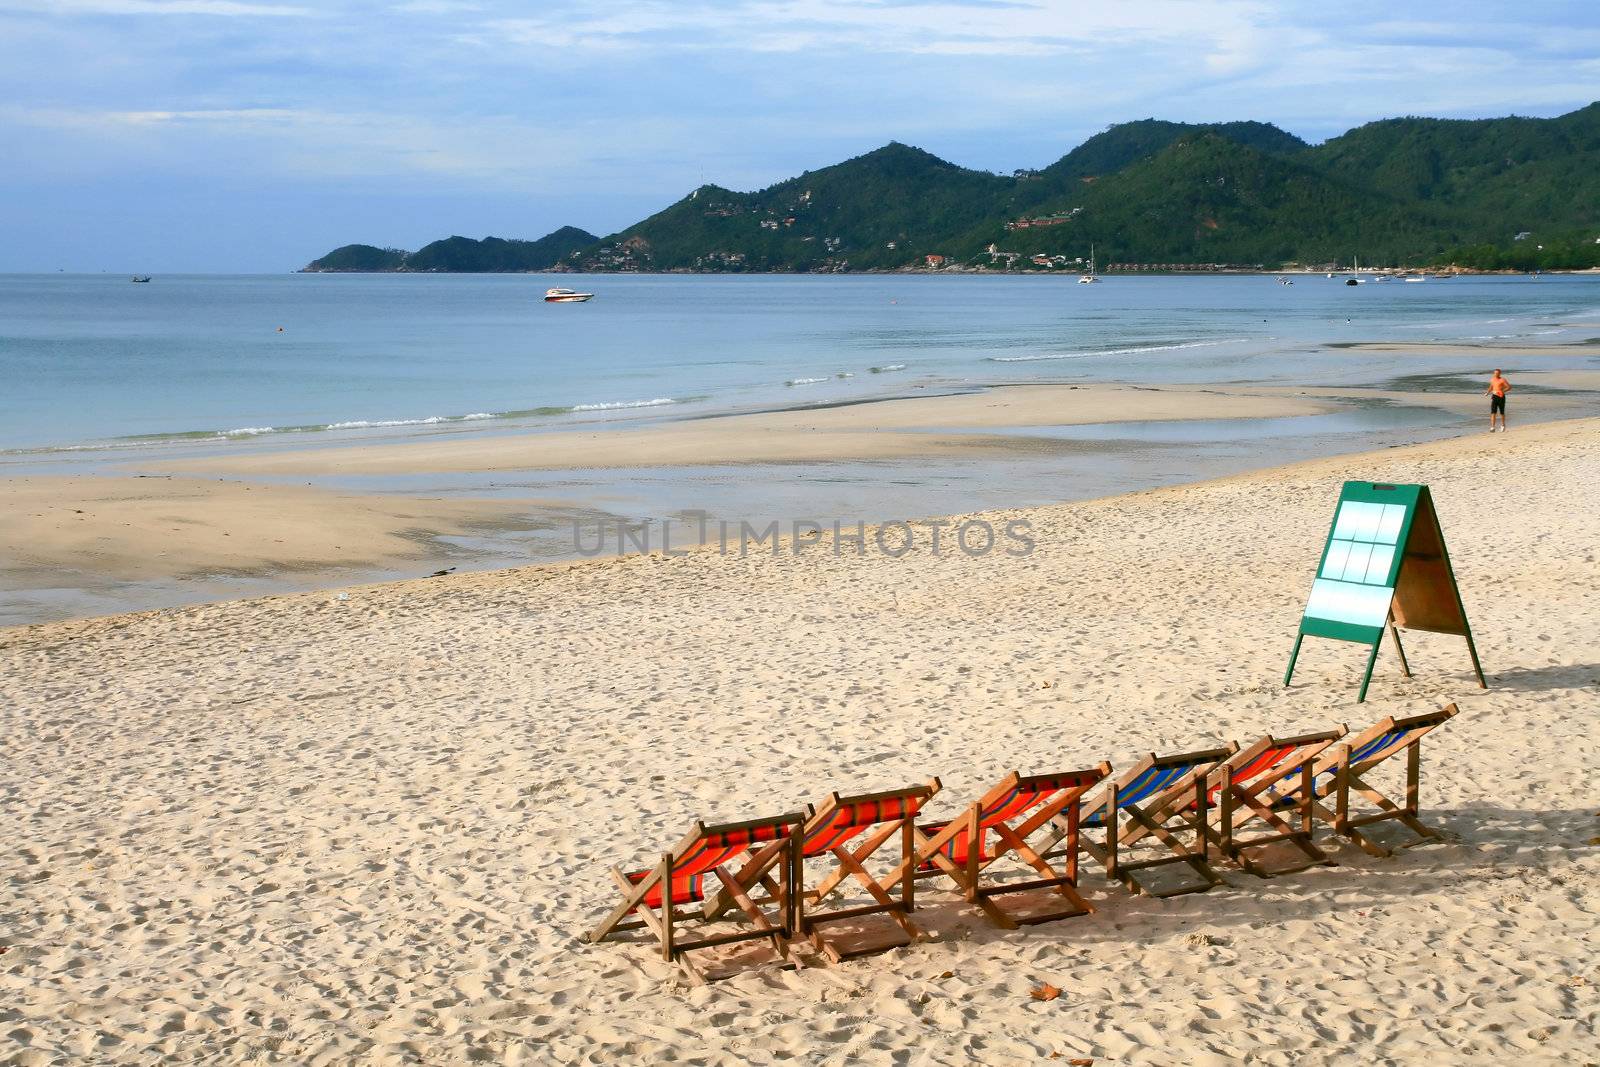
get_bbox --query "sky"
[2,0,1597,272]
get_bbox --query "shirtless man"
[1485,369,1511,432]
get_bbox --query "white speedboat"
[544,287,593,303]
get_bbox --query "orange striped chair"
[704,781,942,962]
[796,781,942,961]
[886,767,1110,930]
[588,812,804,984]
[1194,727,1348,877]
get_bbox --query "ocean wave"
[869,364,907,373]
[0,397,697,455]
[570,397,678,411]
[785,377,829,386]
[988,338,1244,363]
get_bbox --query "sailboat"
[1078,244,1099,284]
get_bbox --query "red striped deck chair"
[1180,727,1348,878]
[886,767,1110,930]
[1047,746,1237,899]
[796,780,942,961]
[587,812,804,984]
[704,780,943,962]
[1266,704,1459,857]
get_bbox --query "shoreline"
[5,402,1596,635]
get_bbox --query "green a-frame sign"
[1285,481,1486,702]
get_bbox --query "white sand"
[3,419,1598,1065]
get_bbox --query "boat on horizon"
[1077,244,1099,284]
[545,287,593,303]
[130,275,151,283]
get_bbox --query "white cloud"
[473,0,1276,58]
[0,0,314,15]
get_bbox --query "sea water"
[2,271,1598,456]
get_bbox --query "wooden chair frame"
[795,779,942,962]
[1321,704,1458,856]
[1244,704,1459,858]
[885,766,1110,930]
[1190,728,1347,878]
[1050,746,1236,899]
[588,812,804,984]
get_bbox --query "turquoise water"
[2,272,1598,455]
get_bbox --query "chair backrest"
[1116,746,1235,810]
[1211,728,1347,800]
[802,780,940,856]
[629,813,803,909]
[921,766,1109,868]
[1324,704,1459,774]
[977,768,1108,830]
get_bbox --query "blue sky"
[3,0,1597,271]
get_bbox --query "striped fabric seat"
[1246,705,1459,860]
[794,781,942,961]
[918,772,1101,870]
[1199,727,1348,879]
[1348,725,1422,766]
[1263,726,1424,807]
[1083,759,1209,826]
[804,794,923,856]
[906,766,1109,929]
[1057,745,1235,899]
[624,821,795,911]
[1181,743,1300,811]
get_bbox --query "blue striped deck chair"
[884,766,1111,930]
[1046,745,1237,898]
[1267,704,1460,857]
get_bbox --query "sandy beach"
[4,416,1597,1065]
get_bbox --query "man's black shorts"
[1491,394,1506,414]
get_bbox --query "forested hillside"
[302,105,1600,273]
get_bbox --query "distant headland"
[301,104,1600,275]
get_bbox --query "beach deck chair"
[1275,704,1460,857]
[706,780,944,962]
[1184,727,1348,878]
[588,812,804,983]
[795,780,943,961]
[1049,746,1237,898]
[886,767,1110,930]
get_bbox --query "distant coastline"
[302,104,1600,276]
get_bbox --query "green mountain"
[579,143,1015,272]
[302,105,1600,273]
[300,226,598,272]
[303,244,407,271]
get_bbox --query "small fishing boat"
[544,287,593,303]
[130,275,151,283]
